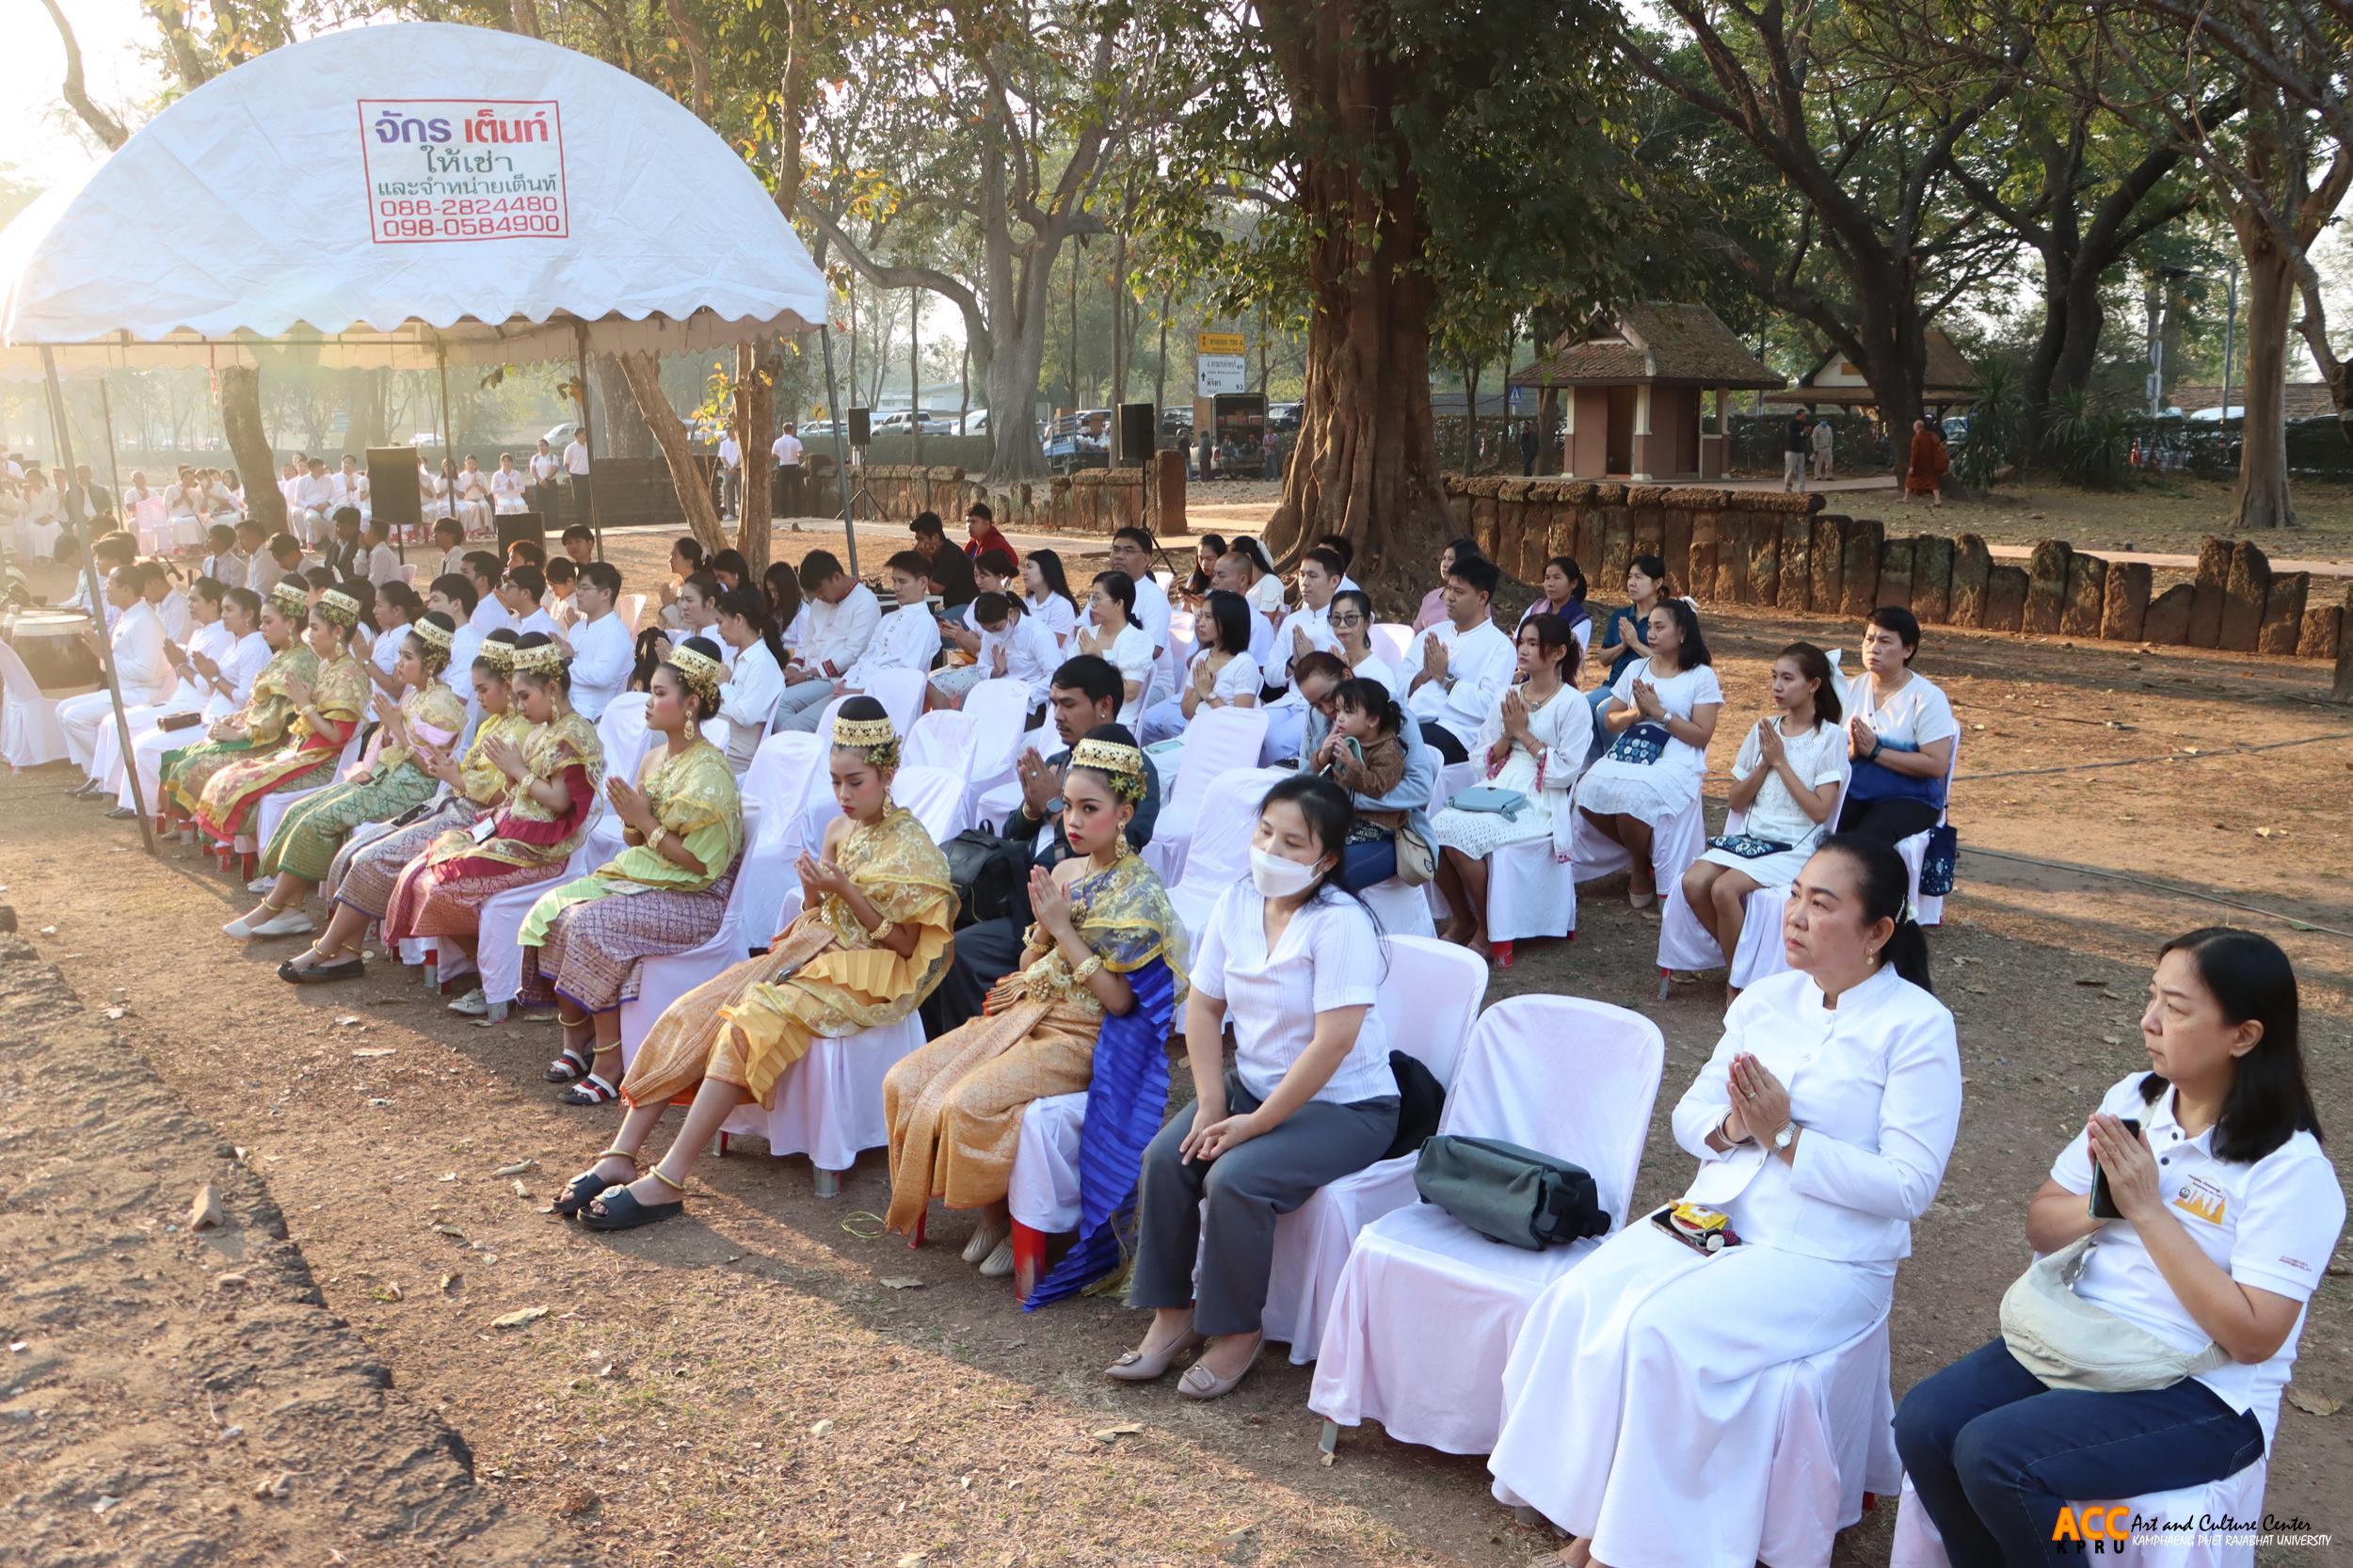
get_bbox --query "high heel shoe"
[1105,1328,1206,1384]
[1176,1333,1264,1400]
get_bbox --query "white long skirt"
[1487,1220,1893,1568]
[1574,757,1700,823]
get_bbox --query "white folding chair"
[577,693,653,869]
[1142,704,1269,886]
[1165,765,1290,946]
[1896,730,1961,927]
[1891,1462,2266,1568]
[0,641,68,770]
[1356,875,1436,938]
[1260,936,1487,1361]
[1308,996,1664,1457]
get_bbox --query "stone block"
[1947,534,1991,627]
[1663,509,1694,590]
[1878,537,1915,614]
[1602,508,1635,584]
[2024,539,2072,634]
[2100,561,2151,643]
[1719,518,1753,603]
[2061,554,2107,638]
[2259,571,2308,656]
[2187,537,2231,648]
[2143,583,2194,645]
[1812,516,1848,616]
[1688,540,1720,601]
[1982,564,2028,632]
[2298,605,2344,661]
[1912,534,1952,623]
[1750,521,1782,606]
[1545,504,1577,562]
[1778,512,1814,612]
[1839,518,1883,616]
[1632,506,1665,564]
[1446,491,1472,538]
[1575,507,1606,574]
[1472,497,1500,561]
[2220,540,2271,652]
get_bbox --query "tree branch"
[40,0,127,150]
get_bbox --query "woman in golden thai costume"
[561,698,956,1231]
[882,725,1187,1299]
[519,638,743,1107]
[382,632,606,1010]
[276,630,534,984]
[225,606,470,941]
[161,581,316,843]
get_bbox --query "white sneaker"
[249,908,315,938]
[446,988,489,1017]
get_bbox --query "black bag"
[941,828,1031,930]
[1381,1051,1446,1161]
[1413,1134,1610,1250]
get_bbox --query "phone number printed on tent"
[359,100,570,244]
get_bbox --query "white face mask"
[1250,846,1321,899]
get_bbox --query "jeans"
[1424,725,1469,764]
[1894,1338,2265,1568]
[1342,835,1397,889]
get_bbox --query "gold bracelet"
[1070,954,1105,984]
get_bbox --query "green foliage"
[2041,386,2131,488]
[1951,359,2027,489]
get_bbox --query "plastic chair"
[0,641,68,770]
[1142,704,1270,886]
[732,731,830,955]
[1307,996,1665,1457]
[716,1012,928,1197]
[1165,765,1291,945]
[1370,622,1414,669]
[1890,1461,2266,1568]
[902,709,977,776]
[473,814,603,1017]
[1357,875,1436,938]
[1259,936,1488,1361]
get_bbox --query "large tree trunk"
[1263,1,1449,605]
[2231,233,2297,530]
[592,354,653,459]
[984,316,1051,481]
[616,351,725,551]
[217,367,285,537]
[734,341,775,568]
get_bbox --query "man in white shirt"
[500,564,561,641]
[199,522,243,588]
[461,551,512,637]
[562,426,593,532]
[544,557,584,632]
[1403,554,1513,763]
[359,517,403,586]
[1107,526,1172,666]
[64,565,176,792]
[432,518,468,580]
[230,519,273,593]
[770,424,805,519]
[717,431,743,520]
[566,561,632,721]
[143,567,192,642]
[771,549,885,730]
[531,439,564,526]
[425,574,486,692]
[91,574,225,816]
[1266,545,1345,697]
[290,457,339,548]
[331,455,369,515]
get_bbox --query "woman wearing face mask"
[1112,775,1398,1400]
[562,701,957,1230]
[1492,835,1959,1568]
[884,727,1187,1290]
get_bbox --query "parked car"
[959,408,991,436]
[1268,401,1304,432]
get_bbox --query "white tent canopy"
[0,21,829,370]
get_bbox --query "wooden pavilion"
[1766,328,1980,420]
[1507,303,1783,482]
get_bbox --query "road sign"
[1197,355,1247,396]
[1196,330,1246,356]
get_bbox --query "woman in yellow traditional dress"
[276,630,534,984]
[562,698,956,1230]
[225,607,469,940]
[519,638,743,1107]
[161,581,315,844]
[200,586,370,898]
[882,725,1187,1299]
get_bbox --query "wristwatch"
[1772,1120,1800,1152]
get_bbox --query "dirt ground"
[4,545,2351,1565]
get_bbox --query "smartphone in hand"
[2089,1117,2142,1219]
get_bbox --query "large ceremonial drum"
[4,609,104,691]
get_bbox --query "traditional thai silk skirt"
[328,795,479,917]
[260,761,436,883]
[516,856,742,1016]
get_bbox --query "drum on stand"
[4,609,104,692]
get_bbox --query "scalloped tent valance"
[0,21,828,369]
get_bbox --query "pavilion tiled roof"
[1509,303,1783,391]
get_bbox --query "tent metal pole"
[434,347,453,554]
[96,376,126,522]
[42,346,158,857]
[820,326,857,577]
[574,322,601,563]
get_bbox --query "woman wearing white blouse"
[1326,589,1399,693]
[702,585,788,773]
[1577,598,1722,908]
[1022,550,1080,648]
[1138,589,1257,745]
[1076,570,1155,728]
[1492,836,1959,1568]
[1113,775,1397,1401]
[1677,640,1848,981]
[1897,928,2339,1566]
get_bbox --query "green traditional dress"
[261,675,472,882]
[162,643,318,813]
[196,654,372,840]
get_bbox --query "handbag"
[1920,823,1959,897]
[1707,832,1793,859]
[1381,1052,1446,1160]
[1449,785,1529,819]
[1998,1236,2230,1393]
[1413,1134,1611,1251]
[1393,824,1436,886]
[1605,721,1671,766]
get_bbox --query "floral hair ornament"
[267,581,310,617]
[1070,736,1148,803]
[314,588,361,629]
[511,641,566,679]
[666,646,725,709]
[411,616,455,656]
[831,712,901,769]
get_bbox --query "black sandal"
[558,1072,618,1107]
[543,1046,591,1083]
[279,946,363,985]
[580,1171,685,1231]
[553,1149,636,1218]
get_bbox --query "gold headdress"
[511,641,566,678]
[1070,736,1148,803]
[667,645,725,709]
[831,712,901,768]
[267,581,309,617]
[314,588,361,629]
[411,616,455,655]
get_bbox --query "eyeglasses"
[1327,613,1365,628]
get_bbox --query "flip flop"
[543,1046,591,1083]
[558,1072,619,1107]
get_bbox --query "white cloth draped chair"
[1141,704,1270,886]
[0,641,68,770]
[1889,1462,2266,1568]
[1655,752,1853,994]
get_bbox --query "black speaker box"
[848,408,872,447]
[368,448,422,530]
[496,513,547,555]
[1118,402,1156,466]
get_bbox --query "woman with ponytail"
[705,584,789,773]
[1491,834,1958,1568]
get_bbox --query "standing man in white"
[530,438,564,529]
[564,561,632,721]
[717,429,743,520]
[770,423,805,522]
[562,426,593,542]
[1401,553,1515,764]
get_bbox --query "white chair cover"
[473,818,601,1010]
[860,667,928,738]
[1261,936,1487,1362]
[902,709,975,774]
[719,1013,928,1176]
[1307,996,1665,1454]
[1166,765,1290,946]
[134,494,173,553]
[1897,730,1961,927]
[1890,1462,2265,1568]
[1658,751,1853,979]
[956,677,1036,825]
[1142,703,1270,885]
[616,592,648,634]
[574,692,654,872]
[1357,874,1436,938]
[1566,782,1706,903]
[1008,1090,1090,1233]
[1370,622,1413,669]
[734,732,829,952]
[970,728,1053,833]
[0,641,68,769]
